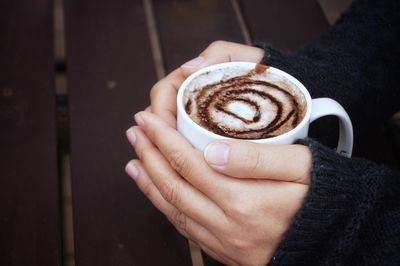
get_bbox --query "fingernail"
[126,127,136,144]
[181,56,205,68]
[126,162,139,180]
[134,113,144,127]
[204,142,230,166]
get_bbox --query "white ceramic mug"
[177,62,353,157]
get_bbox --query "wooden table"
[1,1,352,265]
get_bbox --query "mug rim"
[177,61,312,143]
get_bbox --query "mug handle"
[310,98,354,157]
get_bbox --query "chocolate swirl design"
[184,68,306,139]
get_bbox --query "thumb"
[203,140,312,184]
[180,41,264,76]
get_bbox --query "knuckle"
[223,232,252,256]
[242,148,262,176]
[168,150,192,177]
[235,202,252,217]
[210,40,228,48]
[160,181,179,205]
[140,180,153,198]
[228,196,254,218]
[205,40,229,53]
[137,145,150,162]
[134,145,144,160]
[230,236,250,251]
[149,128,162,146]
[171,209,187,233]
[150,81,163,100]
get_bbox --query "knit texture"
[268,138,400,265]
[255,0,400,265]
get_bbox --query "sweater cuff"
[269,138,397,265]
[254,42,298,77]
[254,42,317,94]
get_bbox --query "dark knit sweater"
[257,0,400,265]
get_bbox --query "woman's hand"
[149,41,264,127]
[125,111,312,266]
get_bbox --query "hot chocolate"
[183,64,306,139]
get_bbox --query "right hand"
[126,111,310,266]
[149,41,264,127]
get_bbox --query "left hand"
[125,111,312,266]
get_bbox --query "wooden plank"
[64,0,192,265]
[318,0,352,25]
[153,0,245,72]
[0,0,62,265]
[240,0,329,51]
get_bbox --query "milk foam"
[184,65,306,139]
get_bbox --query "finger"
[125,159,178,217]
[150,68,187,128]
[144,105,151,112]
[180,41,264,76]
[203,140,312,184]
[125,160,228,264]
[126,126,226,231]
[133,112,238,207]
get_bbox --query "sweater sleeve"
[254,1,400,264]
[257,0,400,137]
[269,138,400,265]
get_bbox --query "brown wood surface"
[153,0,245,72]
[64,0,192,265]
[240,0,329,51]
[0,0,62,265]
